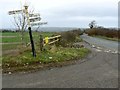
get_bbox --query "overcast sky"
[0,0,119,28]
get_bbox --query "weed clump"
[85,28,119,39]
[56,29,83,47]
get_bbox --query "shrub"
[56,29,83,47]
[86,28,119,39]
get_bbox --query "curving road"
[2,35,118,88]
[80,34,119,52]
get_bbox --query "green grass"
[2,47,89,68]
[75,36,83,42]
[2,44,21,51]
[1,32,54,43]
[2,32,20,36]
[1,32,55,51]
[1,32,54,37]
[1,32,90,73]
[2,37,21,43]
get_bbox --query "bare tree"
[12,6,35,45]
[89,20,97,29]
[13,12,27,44]
[10,4,45,46]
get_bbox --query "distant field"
[2,32,19,36]
[1,32,54,43]
[1,32,55,51]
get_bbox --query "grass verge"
[2,47,90,73]
[93,35,120,42]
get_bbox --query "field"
[1,32,54,51]
[1,30,90,73]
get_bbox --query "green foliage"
[85,28,120,39]
[2,47,89,68]
[2,32,19,36]
[94,35,120,42]
[56,29,83,47]
[2,44,20,51]
[2,32,55,51]
[1,32,54,43]
[2,31,89,72]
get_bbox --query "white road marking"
[96,49,102,52]
[91,44,119,54]
[92,45,95,48]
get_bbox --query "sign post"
[28,27,36,57]
[24,5,36,57]
[8,3,47,57]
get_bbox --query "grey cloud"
[0,0,118,28]
[39,3,117,28]
[46,5,117,18]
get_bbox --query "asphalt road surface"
[2,35,118,88]
[81,34,119,52]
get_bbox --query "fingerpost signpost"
[8,3,47,57]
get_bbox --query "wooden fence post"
[40,35,44,51]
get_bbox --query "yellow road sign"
[45,37,49,44]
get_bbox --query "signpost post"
[28,27,36,57]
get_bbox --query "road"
[81,34,119,52]
[2,35,118,88]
